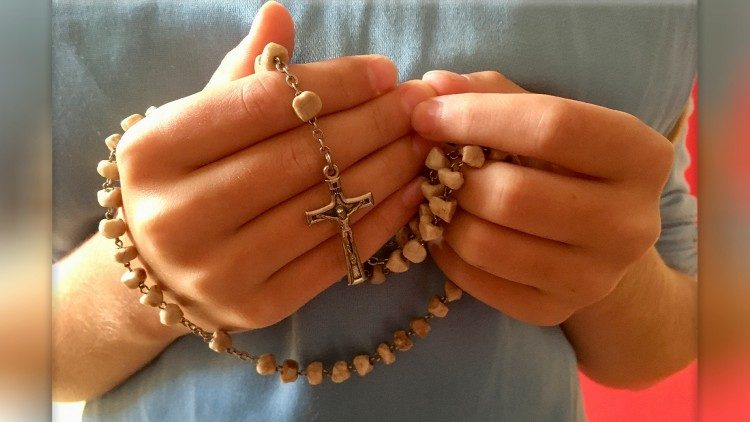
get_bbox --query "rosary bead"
[104,134,122,151]
[428,295,449,318]
[428,197,457,223]
[280,359,300,383]
[444,280,463,302]
[402,239,427,263]
[418,219,443,242]
[97,188,122,208]
[369,264,386,285]
[114,245,138,264]
[145,106,158,116]
[330,361,351,383]
[208,330,232,353]
[395,226,410,248]
[408,218,422,242]
[97,160,119,181]
[306,361,324,385]
[139,284,163,307]
[410,318,431,338]
[425,147,449,170]
[385,249,409,273]
[353,355,374,377]
[437,168,464,190]
[488,149,511,161]
[121,268,146,289]
[258,42,290,72]
[99,218,127,239]
[159,303,183,326]
[421,180,445,200]
[419,203,433,221]
[256,353,277,376]
[120,114,144,132]
[292,91,323,122]
[377,343,396,365]
[393,330,413,351]
[461,145,486,168]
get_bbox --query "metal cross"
[305,176,374,285]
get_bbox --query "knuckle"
[240,75,277,122]
[279,137,319,181]
[533,96,573,152]
[489,166,527,217]
[447,219,488,270]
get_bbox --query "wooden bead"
[353,355,373,377]
[105,134,122,151]
[97,160,119,180]
[306,361,324,385]
[445,280,463,302]
[408,218,421,241]
[425,147,449,170]
[421,180,444,200]
[369,264,386,285]
[145,106,158,116]
[97,188,122,208]
[393,330,413,351]
[437,168,464,190]
[121,268,146,289]
[428,197,457,223]
[419,203,433,221]
[280,359,299,383]
[114,246,138,264]
[410,318,431,338]
[461,145,486,168]
[256,353,277,376]
[377,343,396,365]
[428,295,449,318]
[209,330,232,353]
[402,239,427,263]
[259,42,290,71]
[292,91,323,122]
[120,114,144,132]
[99,218,127,239]
[330,361,351,383]
[488,149,511,161]
[385,249,409,273]
[159,303,183,325]
[139,284,162,307]
[418,219,443,242]
[395,226,410,248]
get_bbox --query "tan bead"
[461,145,486,168]
[97,188,122,208]
[280,359,299,383]
[353,355,373,377]
[139,284,163,307]
[306,361,324,385]
[105,134,122,151]
[402,239,427,263]
[385,249,409,273]
[419,203,433,221]
[145,106,158,116]
[369,264,386,285]
[292,91,322,122]
[209,330,232,353]
[159,303,183,325]
[99,218,127,239]
[445,280,463,302]
[114,246,138,264]
[418,219,443,242]
[259,42,290,71]
[421,181,445,199]
[410,318,431,338]
[393,330,413,351]
[256,353,277,376]
[425,147,449,170]
[97,160,119,180]
[428,295,449,318]
[120,113,144,132]
[437,168,464,190]
[488,149,510,161]
[429,197,458,223]
[330,361,351,383]
[408,218,421,241]
[377,343,396,365]
[395,226,410,248]
[121,268,146,289]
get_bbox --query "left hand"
[411,70,675,326]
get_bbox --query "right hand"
[117,2,435,331]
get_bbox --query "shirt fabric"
[51,1,697,421]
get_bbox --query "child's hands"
[413,70,674,326]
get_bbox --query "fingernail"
[401,177,425,207]
[367,56,398,95]
[422,70,463,82]
[411,99,442,134]
[400,82,435,114]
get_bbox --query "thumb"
[421,70,527,95]
[206,1,295,88]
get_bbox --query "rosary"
[96,43,514,385]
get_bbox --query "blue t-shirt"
[52,1,697,420]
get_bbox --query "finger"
[421,70,527,95]
[411,93,669,180]
[186,81,436,227]
[206,0,295,88]
[457,161,618,245]
[119,54,399,173]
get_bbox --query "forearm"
[561,247,697,389]
[52,235,185,402]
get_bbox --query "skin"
[53,1,696,401]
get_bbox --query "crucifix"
[305,176,374,285]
